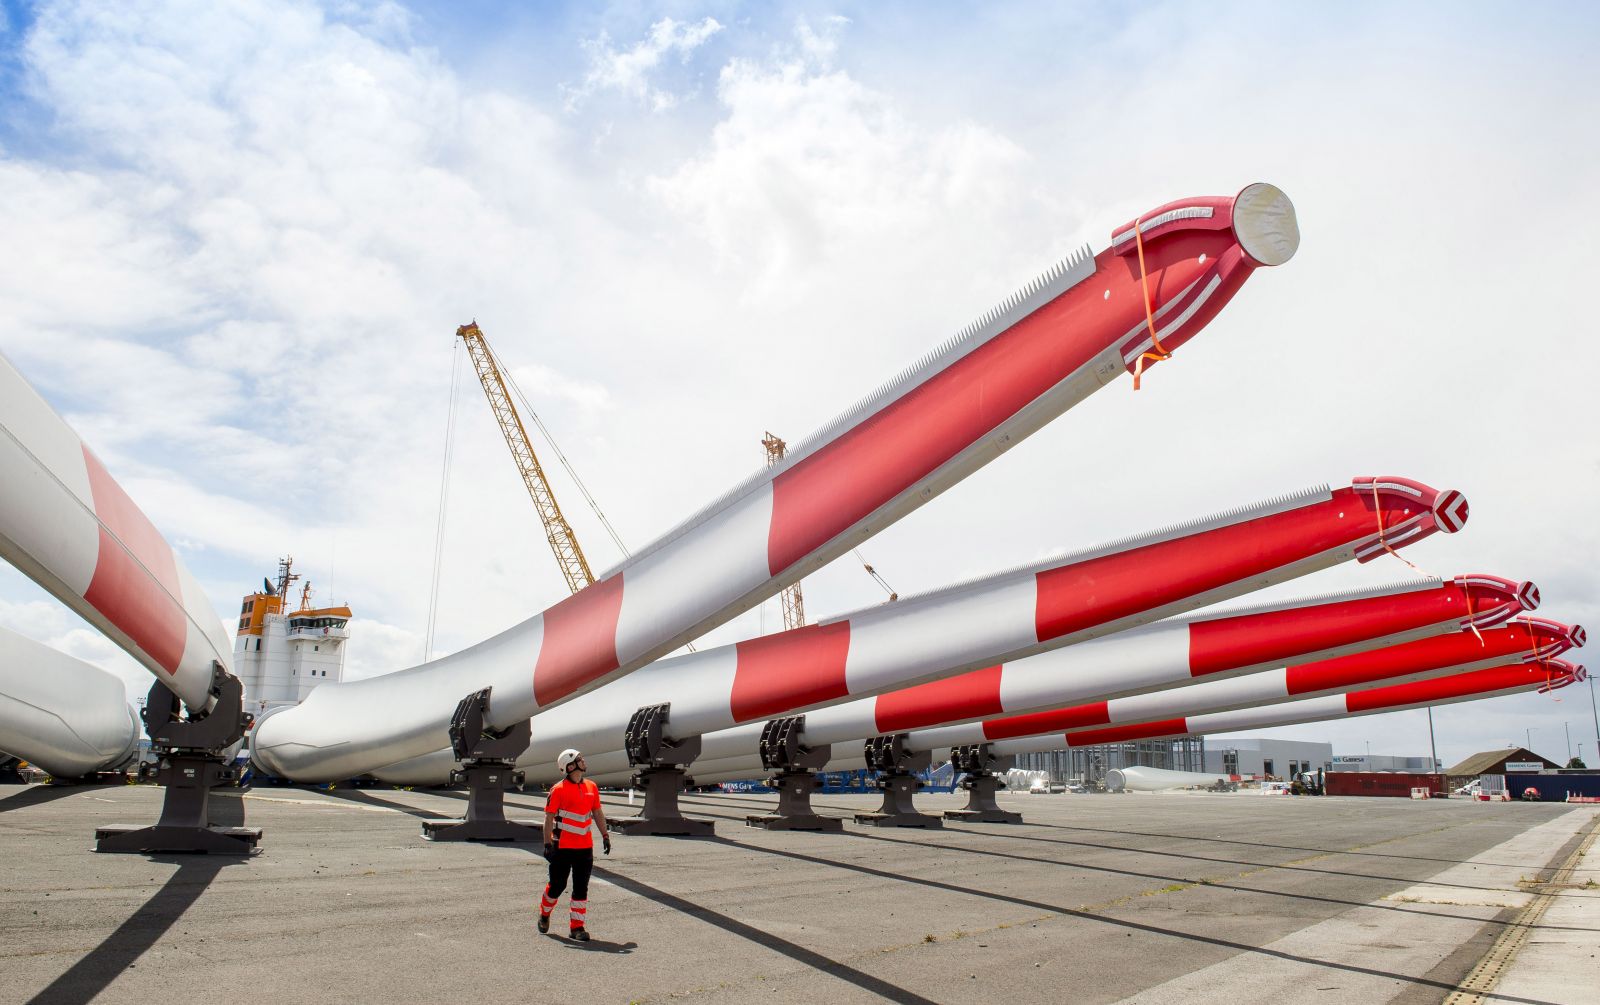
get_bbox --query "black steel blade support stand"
[854,733,942,828]
[96,662,261,854]
[943,744,1022,823]
[612,703,712,836]
[746,715,842,831]
[422,688,539,842]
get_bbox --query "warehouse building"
[1328,753,1439,772]
[1444,747,1563,776]
[1014,738,1205,786]
[1201,737,1332,779]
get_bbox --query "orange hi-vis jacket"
[546,778,601,850]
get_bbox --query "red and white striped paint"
[0,354,232,710]
[629,661,1588,788]
[1022,659,1586,753]
[806,574,1532,747]
[252,185,1300,781]
[495,476,1467,780]
[918,617,1580,747]
[714,575,1538,765]
[602,614,1570,785]
[557,573,1528,780]
[536,182,1307,710]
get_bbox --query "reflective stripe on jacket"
[545,778,600,849]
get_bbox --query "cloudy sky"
[1,1,1596,769]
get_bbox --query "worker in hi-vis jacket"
[540,748,611,940]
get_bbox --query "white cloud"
[0,0,626,650]
[794,15,849,65]
[566,16,722,112]
[342,616,427,681]
[649,25,1035,301]
[0,2,1594,758]
[506,362,612,413]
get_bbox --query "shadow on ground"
[26,791,253,1005]
[0,783,103,814]
[513,844,938,1002]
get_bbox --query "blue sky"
[0,1,36,147]
[2,0,1599,768]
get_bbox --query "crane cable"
[423,340,462,663]
[853,547,898,602]
[486,340,630,560]
[484,338,696,652]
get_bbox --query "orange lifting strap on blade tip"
[1132,217,1174,392]
[1369,483,1487,645]
[1526,619,1558,700]
[1462,583,1485,646]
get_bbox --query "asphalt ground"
[1,782,1595,1004]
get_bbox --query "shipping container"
[1324,771,1447,798]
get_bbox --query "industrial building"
[1201,737,1332,779]
[1444,747,1564,776]
[1328,753,1440,772]
[1015,738,1205,786]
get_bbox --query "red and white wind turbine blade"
[1024,660,1588,753]
[641,619,1574,785]
[0,353,233,710]
[628,574,1528,776]
[504,475,1468,781]
[945,618,1580,745]
[655,660,1588,788]
[255,185,1302,781]
[782,574,1533,754]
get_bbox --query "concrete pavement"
[2,783,1594,1004]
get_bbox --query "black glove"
[543,840,556,862]
[602,833,612,856]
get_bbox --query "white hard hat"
[557,749,583,773]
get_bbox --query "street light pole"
[1590,673,1600,765]
[1426,706,1439,772]
[1566,721,1573,763]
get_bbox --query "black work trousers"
[546,846,593,902]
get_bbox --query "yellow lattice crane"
[762,431,807,631]
[457,322,595,594]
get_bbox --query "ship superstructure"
[234,557,350,717]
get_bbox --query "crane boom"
[762,432,806,631]
[457,322,595,594]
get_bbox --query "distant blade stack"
[252,184,1301,782]
[487,488,1475,792]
